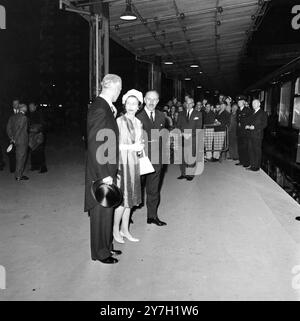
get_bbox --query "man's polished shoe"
[111,249,122,256]
[147,217,167,226]
[15,176,29,181]
[186,175,194,181]
[93,256,118,264]
[235,162,242,166]
[248,167,259,172]
[177,175,186,179]
[243,164,250,168]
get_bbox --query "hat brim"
[91,181,123,208]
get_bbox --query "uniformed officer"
[236,95,252,167]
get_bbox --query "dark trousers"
[15,144,28,178]
[8,149,16,173]
[31,144,47,170]
[237,135,249,166]
[0,143,4,168]
[89,205,114,260]
[180,139,196,176]
[180,161,196,177]
[248,137,262,169]
[143,164,162,219]
[228,131,239,160]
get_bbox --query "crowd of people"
[84,73,268,265]
[159,93,267,169]
[0,99,47,180]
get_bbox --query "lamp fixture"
[190,63,199,68]
[185,77,191,81]
[163,56,174,65]
[120,0,137,21]
[197,86,202,89]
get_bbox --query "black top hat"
[91,180,123,208]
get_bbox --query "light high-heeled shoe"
[113,233,125,244]
[120,231,139,242]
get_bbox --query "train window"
[295,77,300,95]
[259,90,265,102]
[279,81,292,127]
[292,97,300,129]
[265,87,272,114]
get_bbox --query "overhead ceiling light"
[163,56,174,65]
[199,71,203,74]
[190,64,199,68]
[185,77,191,81]
[197,86,202,89]
[120,0,137,21]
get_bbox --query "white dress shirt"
[144,107,155,122]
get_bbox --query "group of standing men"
[236,95,268,171]
[0,99,47,180]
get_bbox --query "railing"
[203,124,229,161]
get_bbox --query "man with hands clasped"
[245,99,267,172]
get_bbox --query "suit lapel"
[153,110,161,128]
[97,96,118,134]
[140,109,154,128]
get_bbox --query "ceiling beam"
[109,1,259,28]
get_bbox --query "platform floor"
[1,142,300,300]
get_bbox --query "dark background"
[1,0,300,130]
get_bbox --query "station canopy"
[68,0,270,93]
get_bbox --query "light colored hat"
[122,89,143,105]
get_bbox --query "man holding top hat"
[84,74,122,264]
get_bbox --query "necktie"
[111,105,117,118]
[150,111,154,123]
[186,110,190,120]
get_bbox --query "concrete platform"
[1,140,300,300]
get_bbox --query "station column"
[173,77,182,100]
[148,56,162,93]
[89,2,110,100]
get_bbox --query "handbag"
[139,149,155,175]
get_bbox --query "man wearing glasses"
[136,90,167,226]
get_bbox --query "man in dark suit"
[176,95,203,180]
[6,99,20,173]
[84,74,122,264]
[6,104,29,180]
[236,95,252,167]
[245,99,268,171]
[136,90,167,226]
[28,102,48,173]
[0,103,5,171]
